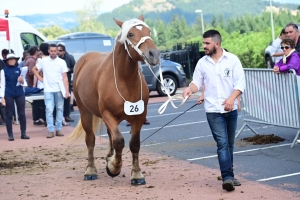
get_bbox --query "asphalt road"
[69,95,300,193]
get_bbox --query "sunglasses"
[280,46,291,50]
[58,50,64,52]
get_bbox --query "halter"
[117,18,153,64]
[112,18,153,102]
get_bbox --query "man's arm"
[222,90,242,111]
[32,66,43,83]
[182,82,199,99]
[62,72,69,98]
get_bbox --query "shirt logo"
[15,71,19,73]
[224,68,231,77]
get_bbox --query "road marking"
[180,135,212,141]
[100,120,207,136]
[257,172,300,182]
[187,143,292,161]
[142,142,166,147]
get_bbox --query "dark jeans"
[5,95,26,136]
[63,97,70,117]
[32,100,46,121]
[206,110,238,181]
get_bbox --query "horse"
[68,15,160,185]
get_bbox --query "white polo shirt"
[192,49,245,113]
[36,56,68,92]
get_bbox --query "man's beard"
[205,46,217,56]
[50,54,56,59]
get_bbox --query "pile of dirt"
[242,134,285,145]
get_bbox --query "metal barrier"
[236,68,300,148]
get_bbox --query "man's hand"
[64,92,70,99]
[182,87,192,99]
[222,97,235,111]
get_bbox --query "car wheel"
[157,75,178,96]
[265,56,274,69]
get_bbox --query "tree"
[74,0,105,33]
[37,25,70,40]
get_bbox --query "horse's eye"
[128,33,134,38]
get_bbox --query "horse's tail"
[66,115,103,143]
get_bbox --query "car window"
[63,40,86,54]
[21,33,44,50]
[84,38,114,52]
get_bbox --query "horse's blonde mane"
[117,18,150,44]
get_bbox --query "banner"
[0,18,10,41]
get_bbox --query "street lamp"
[195,9,204,35]
[269,0,275,41]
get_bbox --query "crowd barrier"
[236,68,300,148]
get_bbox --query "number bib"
[124,100,144,115]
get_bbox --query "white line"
[100,120,207,136]
[181,135,212,141]
[142,142,166,147]
[257,172,300,182]
[187,143,292,161]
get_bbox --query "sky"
[0,0,132,16]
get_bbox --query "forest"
[37,1,300,68]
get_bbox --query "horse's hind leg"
[130,124,146,185]
[80,106,98,180]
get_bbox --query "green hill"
[98,0,299,30]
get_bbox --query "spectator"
[0,67,5,126]
[32,44,70,138]
[182,30,245,192]
[1,49,9,59]
[269,28,287,64]
[285,23,300,53]
[0,53,30,141]
[273,38,300,75]
[18,51,30,68]
[57,43,75,125]
[25,46,45,125]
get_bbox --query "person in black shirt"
[57,43,75,124]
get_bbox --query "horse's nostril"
[149,50,154,57]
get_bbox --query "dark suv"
[49,32,186,96]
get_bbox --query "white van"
[0,16,48,61]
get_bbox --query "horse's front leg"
[104,118,124,177]
[130,124,146,185]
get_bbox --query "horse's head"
[114,15,160,66]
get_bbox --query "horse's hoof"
[84,174,98,181]
[106,165,120,177]
[131,178,146,186]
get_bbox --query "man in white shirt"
[32,44,70,138]
[269,29,286,64]
[183,30,245,192]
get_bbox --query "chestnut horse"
[68,15,160,185]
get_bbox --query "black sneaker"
[222,179,235,191]
[8,135,14,141]
[21,135,30,139]
[65,116,74,122]
[33,120,44,125]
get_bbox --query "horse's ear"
[113,18,123,28]
[138,14,144,22]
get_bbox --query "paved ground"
[1,88,300,199]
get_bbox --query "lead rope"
[126,103,197,153]
[146,63,189,114]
